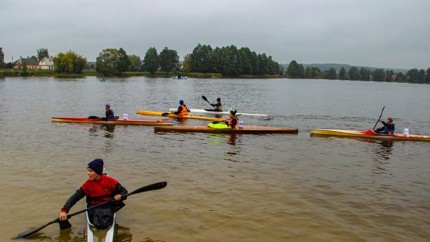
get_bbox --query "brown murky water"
[1,77,429,241]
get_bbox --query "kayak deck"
[51,116,173,126]
[136,110,225,122]
[155,125,298,134]
[310,129,430,142]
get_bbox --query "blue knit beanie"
[88,158,104,175]
[179,100,184,105]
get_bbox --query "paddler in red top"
[224,109,239,129]
[172,100,190,116]
[59,158,128,229]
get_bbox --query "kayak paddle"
[202,96,215,107]
[13,181,167,239]
[372,106,385,130]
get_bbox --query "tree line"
[2,46,429,84]
[285,60,430,84]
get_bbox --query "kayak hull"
[51,117,173,126]
[86,211,116,242]
[168,108,268,117]
[136,110,225,122]
[155,125,298,134]
[310,129,430,142]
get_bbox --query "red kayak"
[51,116,173,126]
[310,129,430,142]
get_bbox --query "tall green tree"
[37,48,49,61]
[182,54,192,73]
[117,48,130,73]
[95,48,122,76]
[285,60,305,78]
[158,47,179,74]
[190,44,213,73]
[359,67,371,81]
[324,68,337,79]
[305,66,322,79]
[128,54,142,72]
[372,69,385,81]
[338,66,348,80]
[53,51,87,74]
[348,66,361,80]
[142,47,159,74]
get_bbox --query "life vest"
[227,116,239,128]
[81,175,119,205]
[179,104,188,116]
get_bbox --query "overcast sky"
[1,0,429,69]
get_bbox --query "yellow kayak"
[310,129,430,142]
[136,110,225,122]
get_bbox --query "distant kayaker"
[172,100,190,116]
[374,117,395,135]
[224,109,239,129]
[210,98,223,111]
[59,158,128,229]
[105,104,115,120]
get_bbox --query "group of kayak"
[51,101,430,141]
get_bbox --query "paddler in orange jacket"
[172,100,190,116]
[224,109,239,129]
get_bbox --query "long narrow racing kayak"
[168,108,268,117]
[310,129,430,142]
[155,125,298,134]
[51,116,173,126]
[86,211,116,242]
[136,110,225,122]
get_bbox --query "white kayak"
[86,211,116,242]
[168,108,268,117]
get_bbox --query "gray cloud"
[1,0,429,69]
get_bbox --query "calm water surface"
[0,77,429,242]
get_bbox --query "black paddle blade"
[59,219,72,230]
[161,113,169,117]
[125,181,167,197]
[88,116,100,119]
[13,218,59,239]
[202,96,208,102]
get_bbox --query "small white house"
[39,57,55,70]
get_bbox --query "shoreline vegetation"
[1,43,429,83]
[0,68,428,84]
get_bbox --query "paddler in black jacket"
[105,104,115,120]
[374,117,395,134]
[210,98,223,111]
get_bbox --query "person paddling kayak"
[223,109,239,129]
[210,98,223,111]
[374,117,395,134]
[105,104,116,120]
[59,158,128,229]
[172,100,190,116]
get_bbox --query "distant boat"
[100,78,107,82]
[173,75,187,80]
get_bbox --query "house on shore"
[13,56,55,70]
[39,57,55,70]
[13,56,39,70]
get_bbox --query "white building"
[38,57,55,70]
